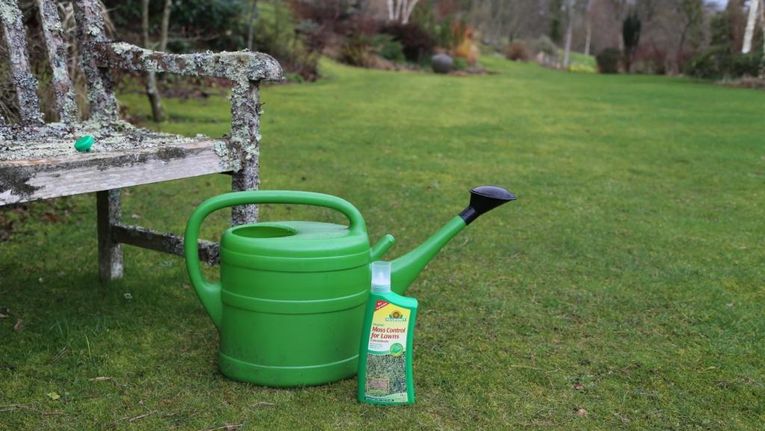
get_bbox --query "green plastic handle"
[184,190,367,329]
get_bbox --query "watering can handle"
[184,190,367,329]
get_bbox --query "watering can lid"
[220,221,370,272]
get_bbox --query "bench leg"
[231,154,259,226]
[97,189,123,282]
[230,79,260,226]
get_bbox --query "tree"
[675,0,704,70]
[563,0,575,68]
[466,0,548,48]
[549,0,564,43]
[584,0,593,56]
[760,0,765,76]
[387,0,419,24]
[622,10,641,72]
[743,0,761,53]
[141,0,171,122]
[727,0,747,51]
[246,0,259,51]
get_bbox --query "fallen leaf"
[576,408,588,417]
[573,383,584,390]
[0,312,8,319]
[42,212,62,223]
[13,319,23,332]
[47,392,60,400]
[90,376,113,382]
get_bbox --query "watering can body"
[218,221,372,386]
[184,188,515,387]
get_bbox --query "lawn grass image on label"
[365,353,407,399]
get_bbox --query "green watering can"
[184,186,515,387]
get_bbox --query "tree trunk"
[584,0,593,56]
[402,0,418,24]
[563,0,574,69]
[142,0,164,122]
[156,0,171,84]
[246,0,258,51]
[396,0,405,23]
[159,0,171,52]
[761,0,765,77]
[675,24,690,75]
[584,19,592,56]
[743,0,760,53]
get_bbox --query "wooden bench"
[0,0,283,281]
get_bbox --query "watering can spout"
[390,186,516,295]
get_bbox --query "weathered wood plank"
[97,189,123,281]
[0,139,234,205]
[72,0,118,121]
[0,0,43,125]
[95,42,284,83]
[230,80,261,225]
[112,224,220,265]
[37,0,79,123]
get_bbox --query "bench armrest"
[95,42,283,82]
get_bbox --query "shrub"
[685,47,763,80]
[374,35,405,63]
[340,35,374,67]
[532,35,558,57]
[732,51,764,77]
[504,41,530,62]
[633,44,668,75]
[380,23,435,63]
[596,48,621,74]
[250,2,320,81]
[453,56,468,71]
[408,4,462,50]
[685,46,731,79]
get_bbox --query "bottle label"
[364,300,410,403]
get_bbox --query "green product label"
[364,300,410,403]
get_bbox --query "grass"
[2,56,765,430]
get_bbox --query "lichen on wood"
[97,189,123,281]
[230,80,261,224]
[0,120,229,163]
[112,223,220,265]
[37,0,79,123]
[72,0,119,122]
[0,0,43,125]
[97,42,284,83]
[0,137,235,205]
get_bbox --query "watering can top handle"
[189,190,367,233]
[183,190,366,330]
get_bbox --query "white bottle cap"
[371,261,391,294]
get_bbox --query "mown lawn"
[1,56,764,430]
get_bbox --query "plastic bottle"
[357,261,418,405]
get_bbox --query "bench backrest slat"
[72,0,118,122]
[36,0,79,123]
[0,0,43,125]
